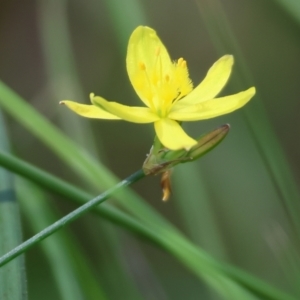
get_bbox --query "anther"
[178,58,186,68]
[178,58,183,64]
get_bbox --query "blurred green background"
[0,0,300,299]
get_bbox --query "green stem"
[0,150,160,242]
[0,167,145,268]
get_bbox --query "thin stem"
[0,168,145,268]
[0,150,161,243]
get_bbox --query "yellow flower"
[60,26,255,150]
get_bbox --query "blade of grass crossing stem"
[0,151,296,300]
[0,109,27,300]
[197,0,300,240]
[17,178,108,300]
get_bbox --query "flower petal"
[169,87,255,121]
[92,96,159,123]
[126,26,173,107]
[154,119,197,150]
[59,100,120,119]
[178,55,234,105]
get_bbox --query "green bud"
[143,124,230,175]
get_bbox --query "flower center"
[138,51,193,117]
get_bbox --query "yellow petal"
[92,96,159,123]
[126,26,173,108]
[59,100,120,119]
[169,87,255,121]
[178,55,234,105]
[154,119,197,150]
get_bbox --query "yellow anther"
[178,58,186,68]
[165,74,170,82]
[139,62,146,70]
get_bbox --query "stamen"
[178,57,186,68]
